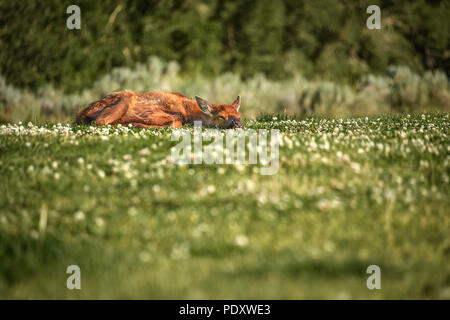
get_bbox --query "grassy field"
[0,113,449,299]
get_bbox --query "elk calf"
[76,91,242,129]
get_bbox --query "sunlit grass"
[0,113,449,298]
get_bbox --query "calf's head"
[195,95,242,128]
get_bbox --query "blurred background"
[0,0,449,122]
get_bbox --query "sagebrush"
[0,58,448,123]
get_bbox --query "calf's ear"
[232,95,241,111]
[195,96,213,116]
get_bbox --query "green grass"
[0,113,449,299]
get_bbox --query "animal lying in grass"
[76,90,242,129]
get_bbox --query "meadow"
[0,113,448,299]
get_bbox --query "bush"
[0,57,448,123]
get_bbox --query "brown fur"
[76,90,242,128]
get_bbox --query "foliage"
[0,0,448,92]
[0,57,448,123]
